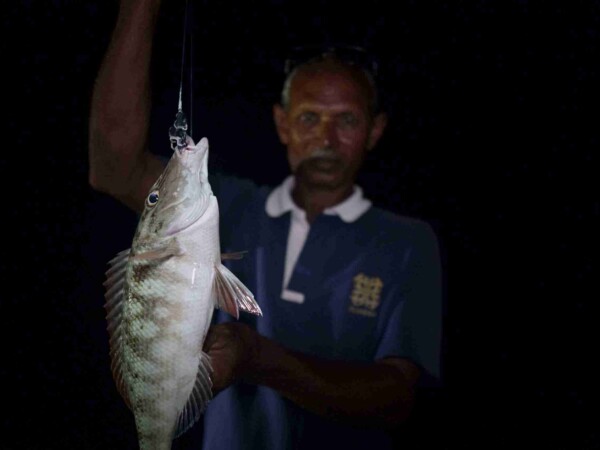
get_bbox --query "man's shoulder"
[362,205,437,241]
[209,173,272,208]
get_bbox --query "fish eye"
[146,190,160,207]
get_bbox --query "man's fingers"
[203,325,225,351]
[203,323,238,351]
[203,328,215,350]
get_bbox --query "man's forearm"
[246,334,418,429]
[88,0,164,211]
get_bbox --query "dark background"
[3,0,597,449]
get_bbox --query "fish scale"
[104,134,262,450]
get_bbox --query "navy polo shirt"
[195,174,442,450]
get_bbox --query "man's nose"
[317,119,338,148]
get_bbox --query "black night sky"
[3,1,598,449]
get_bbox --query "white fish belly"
[123,255,216,449]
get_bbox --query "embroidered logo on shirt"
[349,273,383,318]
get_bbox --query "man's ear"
[367,112,388,151]
[273,104,290,145]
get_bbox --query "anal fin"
[174,352,213,438]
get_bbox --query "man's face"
[274,65,386,192]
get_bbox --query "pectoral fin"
[221,251,248,261]
[213,263,262,319]
[129,242,183,261]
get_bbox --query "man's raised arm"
[88,0,166,213]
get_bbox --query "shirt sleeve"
[374,221,443,388]
[208,173,258,213]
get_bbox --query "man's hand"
[203,323,260,394]
[202,322,419,428]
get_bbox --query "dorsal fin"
[174,352,213,438]
[103,248,132,409]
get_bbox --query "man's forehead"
[289,68,371,110]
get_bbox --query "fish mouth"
[175,135,207,154]
[175,142,203,160]
[161,137,211,237]
[176,137,210,180]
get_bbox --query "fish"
[103,123,262,450]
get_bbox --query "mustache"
[305,147,340,161]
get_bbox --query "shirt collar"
[265,175,372,223]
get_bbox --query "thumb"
[203,325,222,351]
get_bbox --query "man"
[89,1,442,449]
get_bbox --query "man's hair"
[280,54,380,117]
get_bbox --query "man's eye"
[299,112,318,125]
[339,113,359,127]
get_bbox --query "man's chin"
[295,167,344,191]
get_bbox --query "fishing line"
[170,0,193,150]
[190,33,193,139]
[177,0,189,113]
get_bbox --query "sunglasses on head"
[283,44,379,78]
